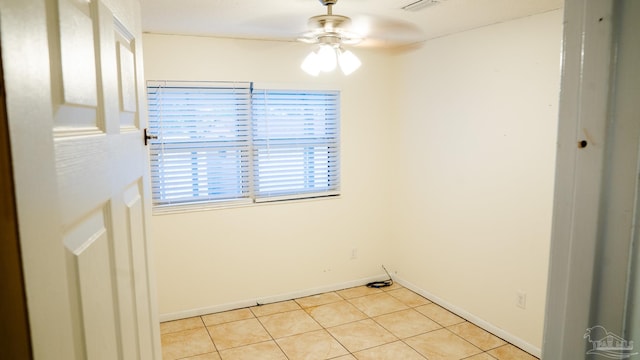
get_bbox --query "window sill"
[151,193,341,216]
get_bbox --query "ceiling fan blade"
[348,14,424,47]
[297,36,318,44]
[245,4,425,48]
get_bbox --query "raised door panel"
[111,182,141,359]
[48,0,100,133]
[63,207,119,359]
[124,182,154,359]
[115,21,139,131]
[110,181,155,359]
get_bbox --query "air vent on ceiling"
[401,0,441,12]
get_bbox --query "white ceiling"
[141,0,563,49]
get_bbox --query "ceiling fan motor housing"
[298,0,362,46]
[308,14,351,31]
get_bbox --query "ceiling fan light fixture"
[301,45,361,76]
[317,44,338,72]
[338,49,361,75]
[299,0,362,76]
[301,51,321,76]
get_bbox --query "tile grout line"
[253,309,294,359]
[200,315,220,356]
[359,290,465,359]
[330,289,422,358]
[266,293,352,357]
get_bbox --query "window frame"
[251,87,341,203]
[146,80,341,214]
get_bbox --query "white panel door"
[0,0,161,358]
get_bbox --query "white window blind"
[146,81,340,211]
[147,81,251,207]
[251,89,340,201]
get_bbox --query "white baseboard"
[158,274,389,323]
[394,276,541,358]
[158,273,541,358]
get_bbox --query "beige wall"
[143,34,396,316]
[143,8,562,351]
[389,10,562,350]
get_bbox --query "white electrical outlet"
[351,248,358,259]
[516,291,527,309]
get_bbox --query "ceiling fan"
[298,0,364,76]
[298,0,363,47]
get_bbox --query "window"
[147,81,340,211]
[251,89,340,201]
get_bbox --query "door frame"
[542,0,640,358]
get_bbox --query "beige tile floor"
[160,283,538,360]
